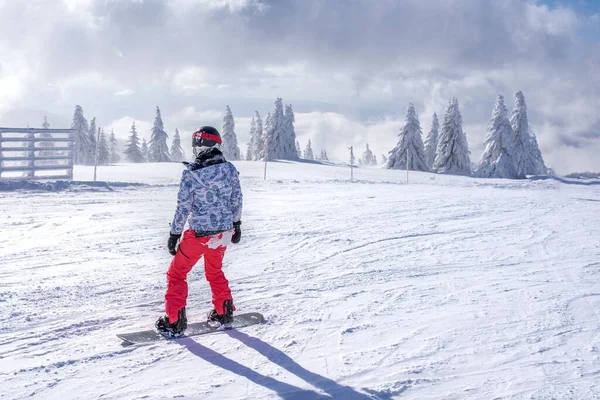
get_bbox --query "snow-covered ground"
[1,161,599,399]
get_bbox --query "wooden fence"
[0,128,75,180]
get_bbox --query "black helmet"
[192,126,222,148]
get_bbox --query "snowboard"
[117,312,265,344]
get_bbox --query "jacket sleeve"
[230,166,243,223]
[171,170,193,234]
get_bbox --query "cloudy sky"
[0,0,598,173]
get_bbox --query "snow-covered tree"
[148,106,171,162]
[303,139,314,160]
[281,104,299,160]
[109,129,120,163]
[433,98,471,175]
[97,128,110,165]
[246,117,256,161]
[373,154,378,165]
[476,95,518,179]
[381,154,387,165]
[170,128,184,162]
[39,117,54,162]
[362,143,375,165]
[141,138,149,162]
[386,103,428,171]
[71,105,91,165]
[222,105,241,160]
[265,98,298,161]
[124,121,145,163]
[252,111,264,161]
[530,132,547,175]
[510,91,547,176]
[424,112,439,170]
[320,149,329,161]
[88,117,98,165]
[259,112,272,160]
[296,141,302,159]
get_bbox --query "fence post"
[68,130,74,180]
[25,130,35,178]
[0,132,3,178]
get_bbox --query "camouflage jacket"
[170,148,242,235]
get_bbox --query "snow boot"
[156,307,187,337]
[207,299,234,329]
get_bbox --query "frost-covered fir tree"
[281,104,299,160]
[424,112,439,170]
[510,91,546,176]
[252,111,264,161]
[39,117,54,163]
[296,141,302,159]
[362,143,375,165]
[148,106,170,162]
[170,128,184,162]
[265,98,298,161]
[529,132,547,175]
[381,154,387,165]
[71,105,91,164]
[303,139,314,160]
[246,117,256,161]
[97,128,110,165]
[222,106,241,160]
[88,117,98,165]
[320,149,329,161]
[373,154,378,165]
[141,138,149,162]
[386,104,428,171]
[259,112,272,160]
[109,129,120,163]
[476,95,518,179]
[433,98,471,175]
[124,121,145,163]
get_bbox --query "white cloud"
[114,89,134,97]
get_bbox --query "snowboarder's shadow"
[179,330,386,399]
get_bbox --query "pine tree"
[170,128,184,162]
[530,132,547,175]
[141,138,149,162]
[109,129,120,163]
[252,111,264,161]
[39,117,54,163]
[476,95,518,179]
[510,91,546,176]
[296,140,302,159]
[148,106,171,162]
[265,98,298,161]
[303,139,314,160]
[433,98,471,175]
[282,104,299,160]
[386,104,428,171]
[124,121,145,163]
[424,112,439,170]
[362,143,375,165]
[320,149,329,161]
[88,117,98,165]
[259,112,272,160]
[246,117,256,161]
[71,105,91,165]
[373,154,378,165]
[97,128,110,165]
[221,105,241,160]
[381,154,387,164]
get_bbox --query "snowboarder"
[156,126,243,337]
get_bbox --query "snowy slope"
[1,161,599,399]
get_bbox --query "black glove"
[231,221,242,244]
[168,233,182,255]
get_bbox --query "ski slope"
[1,161,599,399]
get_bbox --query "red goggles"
[193,130,222,144]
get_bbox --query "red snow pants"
[165,229,234,323]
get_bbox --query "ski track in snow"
[0,162,599,399]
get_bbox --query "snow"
[1,162,599,399]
